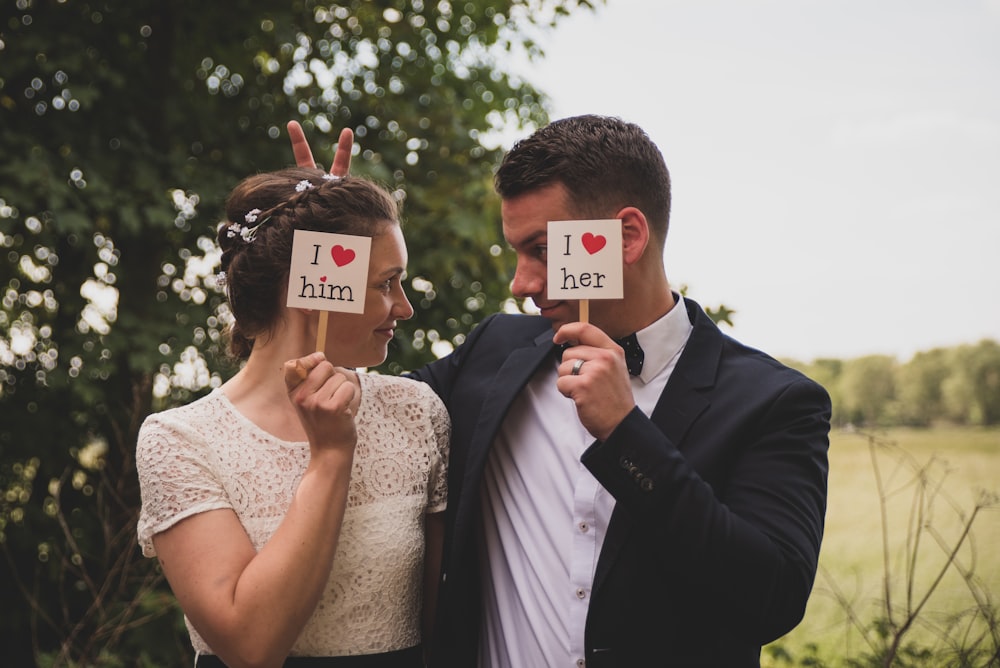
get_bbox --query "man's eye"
[536,245,547,259]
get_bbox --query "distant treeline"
[782,339,1000,428]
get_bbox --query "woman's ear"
[617,206,650,266]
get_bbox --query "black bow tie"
[615,333,645,376]
[556,333,644,376]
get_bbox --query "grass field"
[763,426,1000,666]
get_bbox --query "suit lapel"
[455,329,555,542]
[593,299,721,591]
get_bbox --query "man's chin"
[537,304,575,330]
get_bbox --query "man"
[291,115,831,667]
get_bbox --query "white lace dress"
[136,373,449,657]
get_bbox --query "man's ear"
[617,207,650,266]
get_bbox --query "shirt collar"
[634,296,693,384]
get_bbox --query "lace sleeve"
[135,406,233,558]
[425,390,450,514]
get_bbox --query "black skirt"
[194,645,423,668]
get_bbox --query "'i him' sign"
[286,230,372,314]
[547,219,623,302]
[287,230,372,352]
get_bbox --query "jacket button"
[640,477,655,492]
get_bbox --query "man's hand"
[287,121,353,176]
[554,322,636,441]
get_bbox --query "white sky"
[506,0,1000,362]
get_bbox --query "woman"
[136,168,449,667]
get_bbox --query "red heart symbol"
[331,245,355,267]
[320,276,327,283]
[582,233,606,255]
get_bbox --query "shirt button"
[575,588,587,599]
[578,522,589,533]
[576,660,586,667]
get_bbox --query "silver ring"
[571,358,585,376]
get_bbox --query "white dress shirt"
[479,302,693,668]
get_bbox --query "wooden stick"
[316,311,329,353]
[579,299,589,324]
[288,360,308,383]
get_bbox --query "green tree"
[838,355,898,427]
[0,1,598,663]
[942,340,1000,426]
[894,348,951,427]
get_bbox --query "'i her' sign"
[547,219,624,302]
[286,230,372,314]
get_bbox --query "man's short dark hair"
[494,115,672,245]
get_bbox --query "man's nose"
[510,260,544,299]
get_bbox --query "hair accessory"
[226,208,268,243]
[223,174,317,245]
[322,173,341,181]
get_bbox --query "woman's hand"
[287,121,353,176]
[283,352,359,454]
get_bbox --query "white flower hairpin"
[226,208,268,243]
[225,176,330,245]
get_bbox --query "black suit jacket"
[412,298,831,667]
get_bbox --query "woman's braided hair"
[217,167,400,359]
